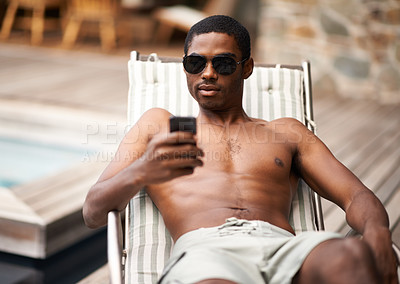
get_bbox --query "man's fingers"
[162,131,198,145]
[140,132,204,184]
[174,167,196,177]
[169,157,204,168]
[377,248,398,284]
[155,144,204,160]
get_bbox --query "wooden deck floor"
[0,42,399,280]
[315,95,400,239]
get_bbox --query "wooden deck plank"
[316,96,400,217]
[13,160,103,199]
[321,105,385,156]
[375,164,400,205]
[336,155,400,235]
[13,161,105,221]
[0,187,42,224]
[313,96,350,126]
[336,115,399,168]
[315,96,400,235]
[0,44,128,113]
[1,156,106,258]
[362,140,400,191]
[343,112,399,171]
[319,102,396,158]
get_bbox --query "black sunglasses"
[183,54,248,75]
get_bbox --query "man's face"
[184,32,250,111]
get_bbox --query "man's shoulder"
[141,108,172,121]
[248,117,306,132]
[136,108,172,127]
[127,108,172,139]
[268,117,312,144]
[268,117,305,128]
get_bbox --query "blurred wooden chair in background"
[62,0,117,51]
[152,0,238,44]
[0,0,65,45]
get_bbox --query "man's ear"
[243,58,254,79]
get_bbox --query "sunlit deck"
[0,43,398,282]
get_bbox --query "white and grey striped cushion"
[125,52,316,284]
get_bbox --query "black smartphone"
[169,116,197,134]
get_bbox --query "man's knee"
[326,238,381,283]
[295,238,381,284]
[340,238,376,269]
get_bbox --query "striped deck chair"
[107,51,325,284]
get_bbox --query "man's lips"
[198,84,220,96]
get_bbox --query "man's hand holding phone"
[168,116,202,171]
[134,116,203,185]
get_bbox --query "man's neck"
[197,107,251,126]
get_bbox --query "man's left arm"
[287,119,398,282]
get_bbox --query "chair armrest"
[108,210,123,284]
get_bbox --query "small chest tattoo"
[275,157,284,168]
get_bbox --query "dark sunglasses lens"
[212,57,237,75]
[184,56,206,74]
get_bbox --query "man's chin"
[198,101,224,110]
[192,94,225,110]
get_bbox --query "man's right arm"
[82,108,203,228]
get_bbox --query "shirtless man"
[83,15,398,284]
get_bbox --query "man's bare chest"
[196,125,295,176]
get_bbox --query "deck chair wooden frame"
[106,51,400,284]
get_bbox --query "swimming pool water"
[0,137,93,188]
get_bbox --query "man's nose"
[202,61,218,80]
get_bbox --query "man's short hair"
[184,15,251,60]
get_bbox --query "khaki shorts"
[159,217,341,284]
